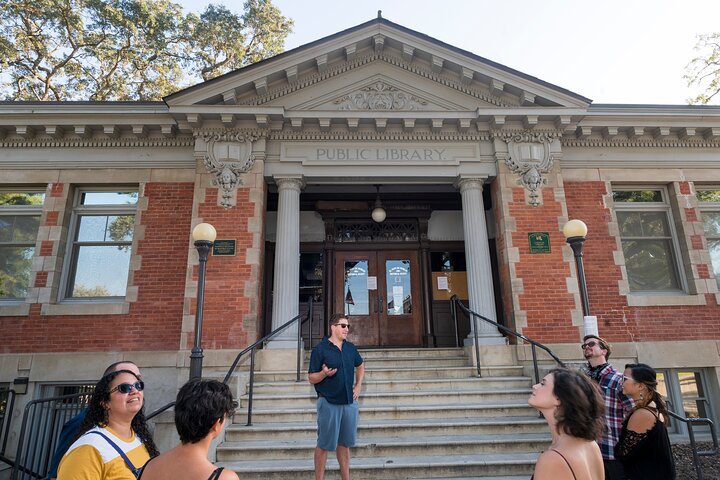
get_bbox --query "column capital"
[455,176,487,193]
[274,175,305,192]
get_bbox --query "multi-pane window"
[696,188,720,289]
[657,369,715,435]
[0,191,45,300]
[613,188,684,292]
[64,190,137,299]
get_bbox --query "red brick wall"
[564,181,720,343]
[506,187,579,343]
[0,182,194,353]
[185,185,264,350]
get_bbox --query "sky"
[175,0,720,105]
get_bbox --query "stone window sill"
[0,303,31,317]
[626,293,706,307]
[42,302,129,316]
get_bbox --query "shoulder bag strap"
[85,431,141,478]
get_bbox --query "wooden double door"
[334,250,422,347]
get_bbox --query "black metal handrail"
[667,409,719,480]
[222,298,313,426]
[1,388,16,456]
[450,296,565,383]
[8,390,91,480]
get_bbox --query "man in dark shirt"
[308,314,365,480]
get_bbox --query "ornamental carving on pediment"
[501,132,555,206]
[333,81,428,110]
[198,130,263,209]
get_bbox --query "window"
[613,188,684,292]
[0,191,45,301]
[63,190,137,299]
[697,188,720,289]
[657,369,715,435]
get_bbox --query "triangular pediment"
[164,17,591,133]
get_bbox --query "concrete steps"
[217,346,546,479]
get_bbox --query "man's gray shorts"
[316,397,359,451]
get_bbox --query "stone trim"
[239,51,511,108]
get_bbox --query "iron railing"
[667,409,719,480]
[450,295,564,383]
[7,390,91,480]
[1,388,16,457]
[223,298,314,426]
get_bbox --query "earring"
[639,393,644,401]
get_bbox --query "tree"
[0,0,292,101]
[686,33,720,104]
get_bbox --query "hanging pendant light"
[371,184,386,223]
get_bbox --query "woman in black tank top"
[616,363,676,479]
[528,368,605,480]
[139,380,239,480]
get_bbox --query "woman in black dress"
[616,363,676,479]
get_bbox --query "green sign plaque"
[212,239,236,256]
[528,232,551,254]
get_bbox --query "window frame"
[0,189,46,303]
[696,186,720,290]
[612,186,688,294]
[657,368,715,436]
[59,187,138,302]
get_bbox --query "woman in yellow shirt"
[58,369,158,480]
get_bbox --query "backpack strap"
[86,430,142,478]
[208,467,225,480]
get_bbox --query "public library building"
[1,16,719,446]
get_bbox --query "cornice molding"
[0,136,194,149]
[267,129,490,142]
[238,51,512,108]
[561,137,720,148]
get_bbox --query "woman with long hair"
[528,368,605,480]
[616,363,676,479]
[138,379,238,480]
[57,369,158,479]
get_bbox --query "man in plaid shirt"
[582,335,634,480]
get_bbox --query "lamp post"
[190,222,216,380]
[563,219,598,336]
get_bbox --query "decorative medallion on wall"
[333,81,429,110]
[200,130,262,209]
[502,132,555,206]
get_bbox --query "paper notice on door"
[437,276,449,291]
[392,286,404,313]
[367,276,377,290]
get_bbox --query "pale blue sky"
[176,0,720,105]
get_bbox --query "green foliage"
[72,283,112,297]
[686,33,720,104]
[0,0,292,100]
[697,189,720,203]
[0,192,45,206]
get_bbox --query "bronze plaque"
[212,239,236,256]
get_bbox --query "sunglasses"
[581,341,599,349]
[110,381,145,394]
[333,323,350,329]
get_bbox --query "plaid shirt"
[585,363,635,460]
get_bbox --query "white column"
[458,177,504,344]
[268,176,304,348]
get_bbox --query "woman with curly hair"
[529,368,605,480]
[57,369,158,480]
[616,363,676,479]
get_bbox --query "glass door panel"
[344,260,369,316]
[385,259,412,315]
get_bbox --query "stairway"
[215,347,549,479]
